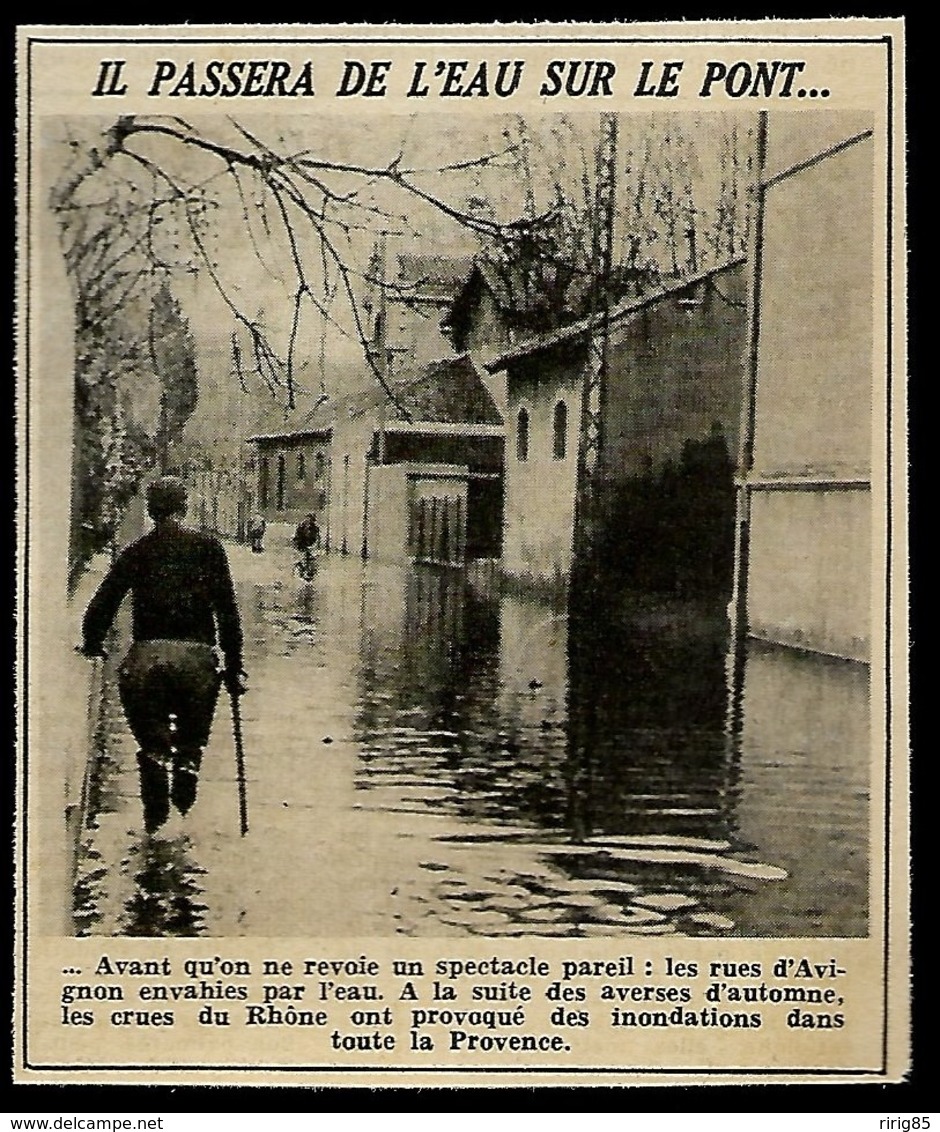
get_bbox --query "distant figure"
[81,477,246,833]
[292,512,321,580]
[248,513,266,554]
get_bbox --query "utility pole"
[362,230,390,559]
[572,112,619,572]
[565,112,619,843]
[728,110,768,732]
[377,229,389,467]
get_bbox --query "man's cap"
[146,476,188,518]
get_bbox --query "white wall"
[745,116,874,661]
[29,148,83,934]
[748,489,871,660]
[753,138,874,480]
[327,417,372,558]
[502,358,582,584]
[366,464,411,564]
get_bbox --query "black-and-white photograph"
[33,105,876,943]
[17,19,914,1090]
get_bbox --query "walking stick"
[228,681,249,836]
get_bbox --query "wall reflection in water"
[732,643,869,937]
[354,563,868,938]
[565,592,735,844]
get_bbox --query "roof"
[443,255,568,353]
[484,257,747,372]
[393,253,475,303]
[443,258,532,331]
[348,355,503,426]
[249,426,332,444]
[249,355,503,443]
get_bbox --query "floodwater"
[73,534,869,939]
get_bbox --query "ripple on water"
[633,892,700,913]
[686,911,736,932]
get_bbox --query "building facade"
[253,429,332,524]
[365,251,474,377]
[488,260,748,592]
[250,356,504,565]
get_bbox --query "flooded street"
[74,530,869,940]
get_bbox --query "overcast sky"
[46,110,758,437]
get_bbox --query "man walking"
[81,477,246,833]
[292,511,320,579]
[248,512,266,553]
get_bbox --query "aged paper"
[15,21,908,1086]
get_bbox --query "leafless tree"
[51,111,754,574]
[465,113,755,333]
[53,116,520,404]
[50,113,522,571]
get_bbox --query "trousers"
[118,640,221,754]
[118,641,222,830]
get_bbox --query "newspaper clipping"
[14,20,909,1086]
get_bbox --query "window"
[553,401,568,460]
[259,458,269,510]
[297,452,306,482]
[516,407,529,462]
[315,452,326,480]
[276,454,286,511]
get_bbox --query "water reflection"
[356,568,569,831]
[73,548,868,938]
[566,592,736,845]
[731,643,869,937]
[119,834,208,936]
[354,561,867,938]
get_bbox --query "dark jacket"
[292,515,319,552]
[82,524,243,672]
